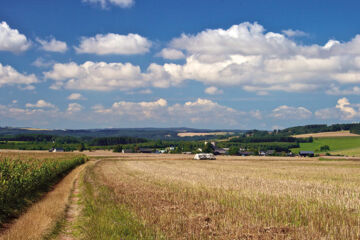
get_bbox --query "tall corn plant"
[0,156,86,224]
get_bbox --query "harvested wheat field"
[293,130,359,138]
[75,154,360,239]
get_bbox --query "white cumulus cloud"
[67,103,83,113]
[271,105,312,119]
[336,97,357,119]
[67,93,86,100]
[82,0,134,9]
[315,98,360,120]
[0,98,264,128]
[157,48,185,60]
[75,33,151,55]
[281,29,308,38]
[146,22,360,95]
[26,100,56,109]
[0,21,31,53]
[0,104,60,125]
[204,86,223,95]
[0,63,38,88]
[92,98,253,127]
[45,23,360,94]
[168,98,240,125]
[44,61,179,91]
[93,98,168,120]
[32,57,56,68]
[36,37,68,53]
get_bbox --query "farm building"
[266,150,275,156]
[138,148,154,153]
[122,149,133,153]
[238,151,252,156]
[167,146,175,151]
[214,148,228,155]
[299,151,314,157]
[194,153,216,160]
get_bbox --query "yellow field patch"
[177,131,233,137]
[293,130,359,138]
[20,127,50,131]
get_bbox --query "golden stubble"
[93,157,360,239]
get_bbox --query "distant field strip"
[177,131,233,137]
[293,130,359,138]
[20,128,50,131]
[83,158,360,239]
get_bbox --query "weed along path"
[58,177,82,240]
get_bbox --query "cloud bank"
[151,22,360,95]
[43,22,360,96]
[92,98,248,126]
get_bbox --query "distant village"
[89,141,315,158]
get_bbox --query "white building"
[194,153,216,160]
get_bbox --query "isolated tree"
[228,146,239,155]
[78,143,85,152]
[203,142,215,153]
[320,145,330,152]
[113,144,123,153]
[133,145,139,152]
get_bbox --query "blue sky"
[1,0,360,130]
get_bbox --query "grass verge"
[76,162,162,240]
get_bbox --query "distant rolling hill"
[0,127,246,140]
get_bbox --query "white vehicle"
[194,153,216,160]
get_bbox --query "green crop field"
[0,152,87,224]
[292,137,360,155]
